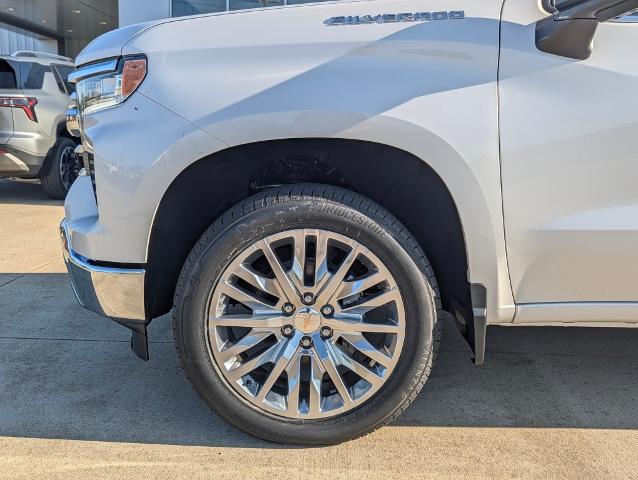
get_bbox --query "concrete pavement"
[1,179,637,479]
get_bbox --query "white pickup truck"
[61,0,638,444]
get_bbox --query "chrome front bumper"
[60,219,147,322]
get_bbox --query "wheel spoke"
[308,354,325,416]
[218,330,272,362]
[331,344,384,388]
[315,243,362,306]
[230,263,282,298]
[210,313,286,329]
[338,287,402,316]
[257,239,300,303]
[313,230,331,291]
[256,335,300,402]
[322,317,402,334]
[227,340,284,382]
[336,271,386,301]
[340,333,393,368]
[289,230,307,291]
[285,351,302,416]
[218,280,276,313]
[314,339,354,409]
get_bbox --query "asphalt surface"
[1,179,637,479]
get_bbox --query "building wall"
[0,23,58,56]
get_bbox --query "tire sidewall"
[175,195,436,444]
[41,137,77,199]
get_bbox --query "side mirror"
[536,0,638,59]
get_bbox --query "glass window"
[229,0,283,10]
[0,60,18,90]
[52,64,76,95]
[172,0,226,16]
[18,62,49,90]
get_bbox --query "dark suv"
[0,51,81,199]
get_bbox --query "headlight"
[75,56,147,116]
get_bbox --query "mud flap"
[452,284,487,365]
[115,320,149,361]
[130,324,149,361]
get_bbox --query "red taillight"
[0,96,38,122]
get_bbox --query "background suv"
[0,51,81,199]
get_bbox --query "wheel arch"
[56,120,75,141]
[145,138,474,327]
[38,121,78,177]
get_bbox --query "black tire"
[173,184,441,445]
[41,137,78,200]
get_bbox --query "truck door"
[499,0,638,323]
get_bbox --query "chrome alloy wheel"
[207,229,406,419]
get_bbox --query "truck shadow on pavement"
[0,273,637,449]
[0,180,63,206]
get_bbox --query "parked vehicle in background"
[61,0,638,445]
[0,51,81,199]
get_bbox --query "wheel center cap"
[293,307,321,334]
